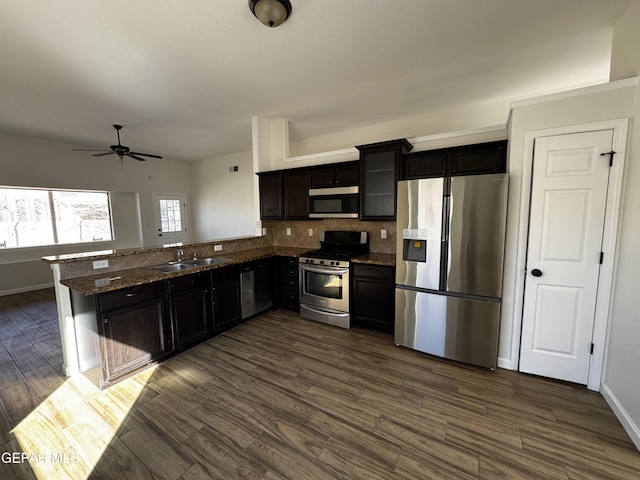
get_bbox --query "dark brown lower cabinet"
[168,272,212,350]
[212,265,242,333]
[100,297,169,384]
[277,256,300,310]
[70,258,296,389]
[69,282,173,389]
[351,264,395,333]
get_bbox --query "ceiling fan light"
[249,0,292,28]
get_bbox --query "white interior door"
[519,130,613,384]
[153,193,187,245]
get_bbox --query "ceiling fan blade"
[91,152,115,157]
[72,148,112,152]
[126,153,147,162]
[130,151,163,159]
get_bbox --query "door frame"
[511,119,628,391]
[152,193,188,245]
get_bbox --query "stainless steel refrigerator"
[395,173,508,369]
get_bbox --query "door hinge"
[590,343,595,355]
[600,150,616,167]
[600,252,604,264]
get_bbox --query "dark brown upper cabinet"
[357,139,413,221]
[402,140,507,180]
[310,161,359,188]
[258,169,309,220]
[448,140,507,176]
[259,172,284,219]
[283,170,309,219]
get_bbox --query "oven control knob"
[334,261,340,267]
[320,260,325,265]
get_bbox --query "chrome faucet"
[192,252,198,260]
[177,249,184,262]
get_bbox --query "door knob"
[531,268,543,277]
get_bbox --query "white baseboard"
[0,282,54,297]
[600,383,640,452]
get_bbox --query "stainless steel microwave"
[308,186,359,218]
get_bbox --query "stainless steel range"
[299,231,368,329]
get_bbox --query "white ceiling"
[0,0,630,162]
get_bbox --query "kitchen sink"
[147,257,230,273]
[192,257,230,266]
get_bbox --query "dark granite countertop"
[61,246,309,295]
[351,252,395,267]
[60,246,395,296]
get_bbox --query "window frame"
[0,186,114,250]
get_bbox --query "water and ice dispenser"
[402,229,427,262]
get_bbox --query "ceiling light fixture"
[249,0,292,28]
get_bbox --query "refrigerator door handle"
[441,195,450,242]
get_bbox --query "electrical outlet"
[262,227,267,235]
[93,259,109,269]
[286,228,292,236]
[214,244,222,251]
[308,228,313,237]
[381,229,387,239]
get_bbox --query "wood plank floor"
[1,289,639,479]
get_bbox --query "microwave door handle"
[299,264,349,276]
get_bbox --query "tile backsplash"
[57,220,396,280]
[264,219,396,254]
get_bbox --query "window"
[159,198,183,234]
[0,187,113,249]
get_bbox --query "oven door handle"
[299,264,350,276]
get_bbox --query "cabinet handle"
[104,318,109,324]
[125,292,139,297]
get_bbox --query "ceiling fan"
[73,124,163,161]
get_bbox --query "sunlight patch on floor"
[12,367,155,479]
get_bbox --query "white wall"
[288,98,512,163]
[256,98,512,173]
[602,0,640,449]
[0,131,190,294]
[188,149,256,241]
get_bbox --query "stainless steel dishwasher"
[240,259,273,319]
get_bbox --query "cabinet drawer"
[278,257,299,277]
[279,293,299,310]
[353,264,394,280]
[168,272,209,293]
[279,265,299,279]
[278,256,298,267]
[99,282,165,311]
[280,277,299,294]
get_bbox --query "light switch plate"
[214,244,222,251]
[381,229,387,239]
[286,228,291,236]
[308,229,313,237]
